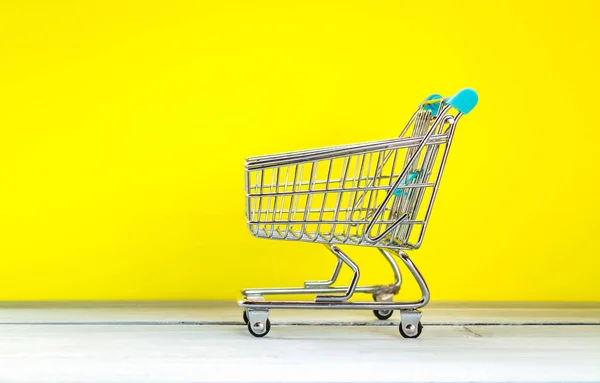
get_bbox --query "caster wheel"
[242,310,249,325]
[399,321,423,338]
[372,294,393,320]
[247,318,271,338]
[373,309,394,320]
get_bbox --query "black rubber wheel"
[372,294,393,320]
[373,309,394,320]
[247,318,271,338]
[242,310,249,325]
[399,321,423,338]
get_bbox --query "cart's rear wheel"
[399,321,423,338]
[373,309,394,320]
[247,318,271,337]
[242,310,249,325]
[372,294,394,320]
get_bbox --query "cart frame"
[238,88,478,338]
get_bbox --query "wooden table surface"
[0,301,598,383]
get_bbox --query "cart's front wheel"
[399,321,423,338]
[242,310,249,325]
[247,318,271,337]
[373,309,394,320]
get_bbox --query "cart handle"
[364,109,447,243]
[419,88,478,116]
[364,88,478,243]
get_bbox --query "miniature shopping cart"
[239,88,478,338]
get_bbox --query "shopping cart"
[239,88,478,338]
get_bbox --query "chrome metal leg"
[371,249,402,320]
[239,249,430,311]
[315,245,359,302]
[304,246,343,288]
[396,250,430,307]
[242,245,396,299]
[242,247,402,299]
[372,248,402,298]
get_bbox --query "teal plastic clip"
[393,171,419,197]
[421,94,443,117]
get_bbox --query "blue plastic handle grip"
[420,88,478,116]
[447,88,478,114]
[393,89,478,198]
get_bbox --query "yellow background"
[1,0,598,301]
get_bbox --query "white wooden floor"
[0,301,599,383]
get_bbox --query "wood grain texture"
[0,302,598,383]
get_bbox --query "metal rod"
[304,245,344,287]
[363,104,452,242]
[315,245,360,302]
[246,135,450,170]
